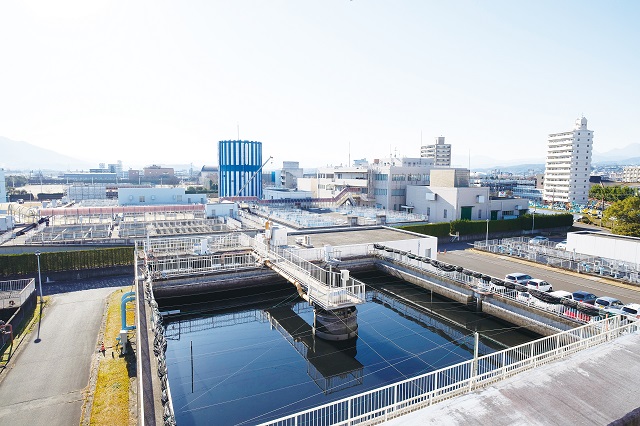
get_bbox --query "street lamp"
[34,251,43,304]
[485,218,489,247]
[532,207,536,233]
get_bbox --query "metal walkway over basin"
[252,239,366,311]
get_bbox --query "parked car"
[504,273,533,284]
[572,291,598,305]
[525,279,553,292]
[621,303,640,321]
[529,236,549,245]
[594,297,624,310]
[555,240,567,250]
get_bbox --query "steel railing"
[253,239,366,310]
[258,316,638,426]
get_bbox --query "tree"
[602,196,640,237]
[589,185,637,203]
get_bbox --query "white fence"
[258,316,638,426]
[0,278,36,309]
[474,237,640,285]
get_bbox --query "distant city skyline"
[1,1,639,169]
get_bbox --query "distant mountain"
[461,143,640,172]
[593,143,640,163]
[0,136,91,171]
[470,163,546,174]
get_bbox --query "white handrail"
[258,316,638,425]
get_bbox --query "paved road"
[41,275,134,296]
[0,286,119,426]
[438,248,640,304]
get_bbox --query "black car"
[572,291,598,305]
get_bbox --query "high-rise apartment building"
[543,117,593,204]
[622,166,640,183]
[420,136,451,167]
[0,169,6,202]
[219,140,263,198]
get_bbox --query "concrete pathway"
[386,332,640,425]
[0,287,116,426]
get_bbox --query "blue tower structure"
[219,140,263,198]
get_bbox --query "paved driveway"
[0,286,119,426]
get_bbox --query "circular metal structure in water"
[314,306,358,341]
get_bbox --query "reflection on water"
[265,305,364,395]
[162,272,539,425]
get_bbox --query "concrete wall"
[481,296,577,336]
[375,261,474,305]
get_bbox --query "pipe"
[264,260,311,303]
[121,292,136,331]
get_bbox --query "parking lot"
[439,246,640,306]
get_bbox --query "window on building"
[478,210,482,219]
[427,207,431,216]
[176,195,182,202]
[443,209,448,219]
[139,196,145,202]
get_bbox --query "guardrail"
[258,316,638,426]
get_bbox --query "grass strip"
[89,289,136,426]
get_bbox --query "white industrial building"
[406,169,526,222]
[118,187,206,206]
[543,117,593,204]
[421,136,451,167]
[297,166,369,201]
[297,157,433,210]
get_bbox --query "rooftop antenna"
[237,122,240,140]
[468,148,471,170]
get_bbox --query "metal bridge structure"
[252,237,366,312]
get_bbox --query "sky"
[1,1,639,170]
